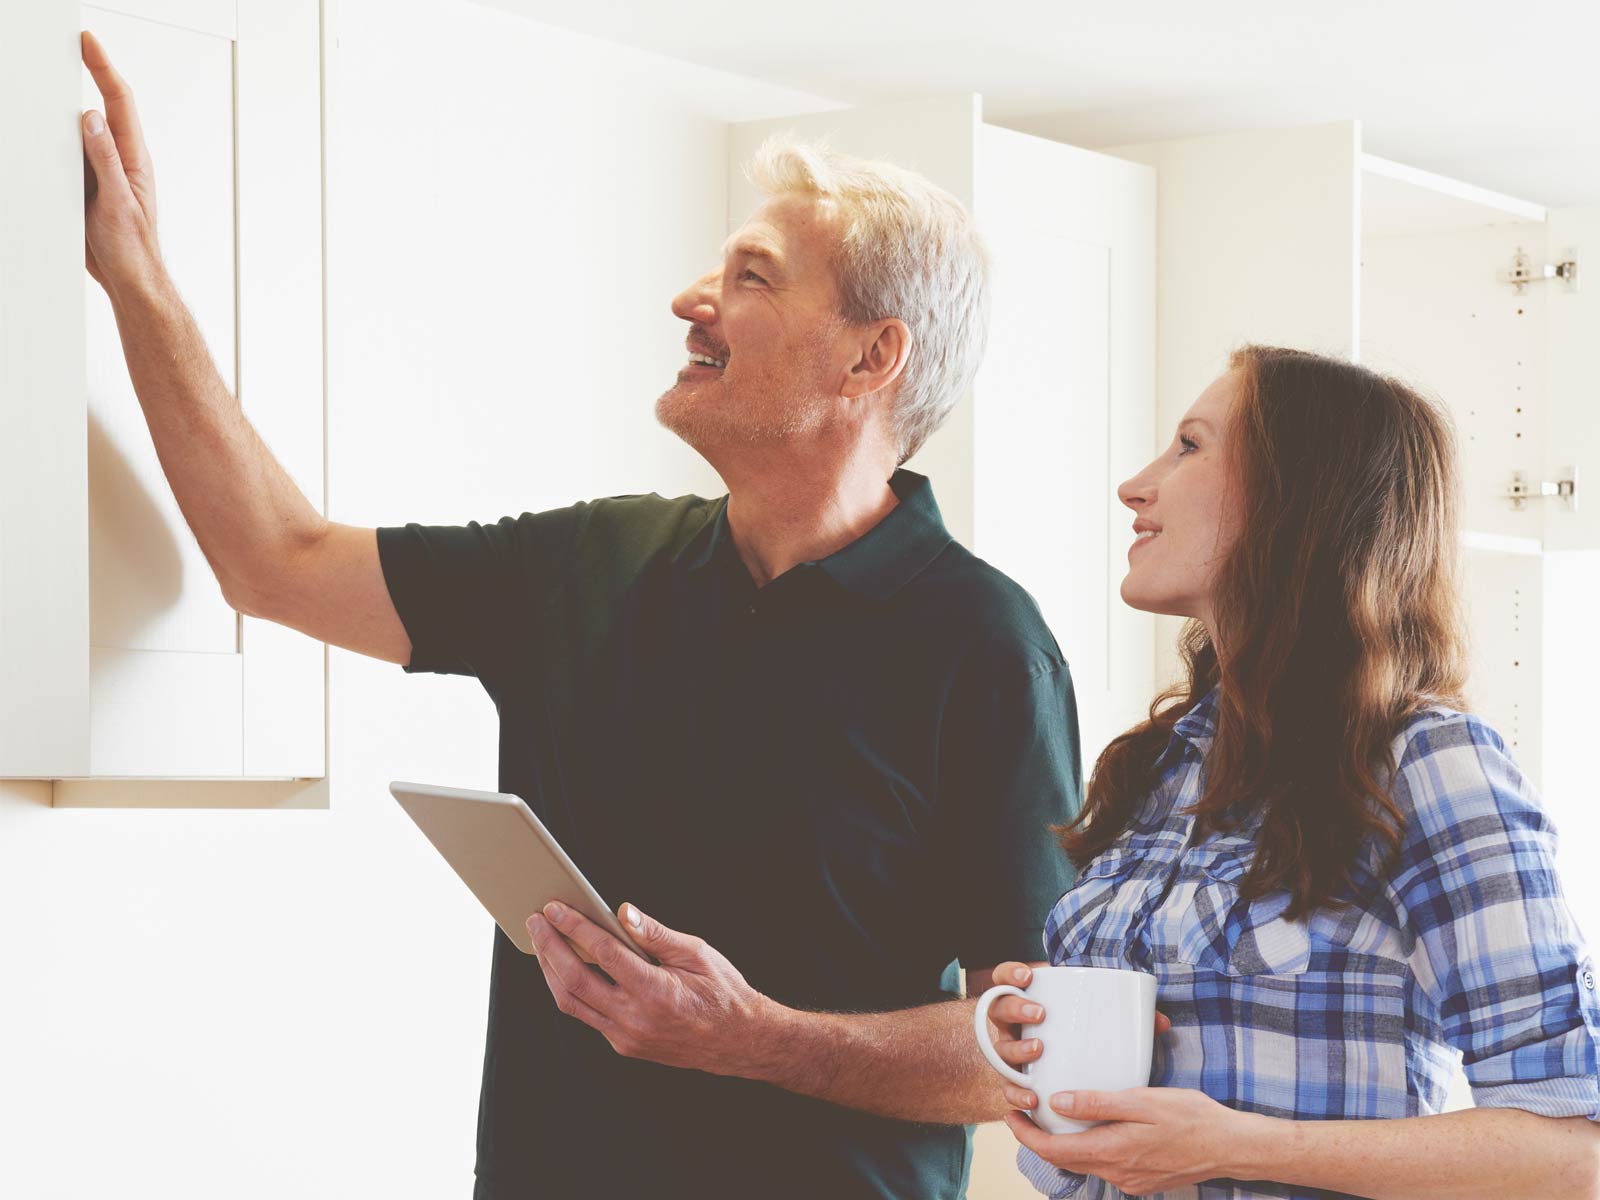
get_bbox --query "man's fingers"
[539,902,652,985]
[81,109,132,207]
[1155,1010,1173,1036]
[526,913,615,1012]
[619,903,707,967]
[81,30,154,182]
[531,942,617,1034]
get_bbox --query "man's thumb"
[620,904,702,965]
[81,110,126,186]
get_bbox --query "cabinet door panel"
[89,646,243,776]
[6,0,321,785]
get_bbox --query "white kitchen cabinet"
[728,97,1159,763]
[0,0,324,795]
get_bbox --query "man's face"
[656,193,854,452]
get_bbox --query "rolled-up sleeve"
[1017,1145,1088,1197]
[1392,713,1600,1120]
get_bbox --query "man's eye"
[741,269,767,284]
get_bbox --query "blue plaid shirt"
[1019,690,1600,1199]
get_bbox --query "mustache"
[686,324,730,359]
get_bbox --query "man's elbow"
[218,571,270,621]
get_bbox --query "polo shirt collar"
[818,469,951,600]
[673,469,952,601]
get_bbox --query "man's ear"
[840,318,910,400]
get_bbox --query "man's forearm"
[749,998,1008,1125]
[106,271,325,607]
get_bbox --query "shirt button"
[1583,969,1595,990]
[746,605,756,615]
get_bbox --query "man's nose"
[671,270,720,324]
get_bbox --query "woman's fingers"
[988,993,1045,1029]
[993,961,1034,987]
[1003,1083,1038,1110]
[995,1036,1043,1068]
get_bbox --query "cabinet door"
[1539,205,1600,941]
[0,0,322,782]
[84,0,324,781]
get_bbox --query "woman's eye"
[1178,436,1199,456]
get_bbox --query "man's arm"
[81,31,409,664]
[527,901,1060,1126]
[756,984,1023,1124]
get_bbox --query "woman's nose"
[1118,467,1156,512]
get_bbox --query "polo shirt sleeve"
[375,506,583,681]
[939,658,1083,970]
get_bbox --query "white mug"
[973,965,1157,1134]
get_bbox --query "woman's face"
[1117,369,1244,634]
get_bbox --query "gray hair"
[746,137,991,465]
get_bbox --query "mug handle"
[973,984,1035,1088]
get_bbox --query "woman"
[989,346,1600,1198]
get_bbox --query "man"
[81,31,1079,1198]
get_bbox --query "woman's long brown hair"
[1058,346,1471,917]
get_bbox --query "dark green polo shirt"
[377,469,1080,1199]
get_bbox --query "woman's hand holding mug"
[975,962,1168,1133]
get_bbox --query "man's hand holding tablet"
[389,781,650,964]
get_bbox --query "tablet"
[389,781,648,962]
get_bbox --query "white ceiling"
[472,0,1600,208]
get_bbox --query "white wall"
[0,3,836,1195]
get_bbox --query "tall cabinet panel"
[727,99,1159,765]
[1,0,325,793]
[0,2,89,777]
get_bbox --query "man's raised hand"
[81,29,164,301]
